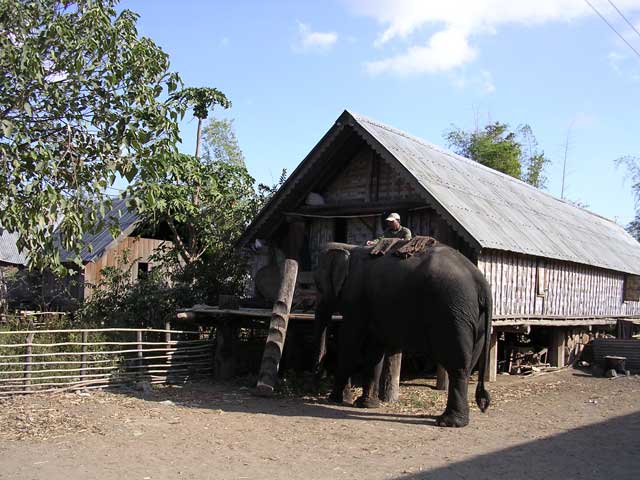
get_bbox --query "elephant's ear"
[329,249,350,299]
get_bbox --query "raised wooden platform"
[176,306,640,327]
[176,305,341,322]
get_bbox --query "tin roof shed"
[241,110,640,275]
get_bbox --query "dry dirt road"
[1,369,639,480]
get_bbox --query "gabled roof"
[242,110,640,275]
[0,229,28,266]
[58,198,139,263]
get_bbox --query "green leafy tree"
[0,0,185,272]
[445,122,550,188]
[202,118,245,167]
[170,87,230,158]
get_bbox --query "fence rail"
[0,324,213,395]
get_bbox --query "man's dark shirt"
[382,226,412,240]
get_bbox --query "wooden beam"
[549,328,566,368]
[290,200,427,218]
[484,332,498,382]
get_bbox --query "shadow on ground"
[390,411,640,480]
[105,376,444,427]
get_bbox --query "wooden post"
[24,330,34,389]
[165,321,172,350]
[256,258,299,394]
[484,332,498,382]
[136,330,144,373]
[214,318,238,380]
[379,350,402,402]
[256,221,305,395]
[549,328,566,368]
[435,364,449,391]
[80,330,88,382]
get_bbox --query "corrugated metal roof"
[0,229,28,266]
[58,198,139,263]
[350,111,640,275]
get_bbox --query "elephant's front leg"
[436,369,470,428]
[354,341,385,408]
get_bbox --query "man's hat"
[385,212,401,222]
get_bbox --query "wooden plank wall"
[83,237,169,299]
[406,208,475,260]
[322,147,420,204]
[478,249,640,318]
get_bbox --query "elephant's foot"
[354,395,381,408]
[329,388,354,405]
[436,411,469,428]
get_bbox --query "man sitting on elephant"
[367,212,412,246]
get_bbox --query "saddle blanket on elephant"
[369,236,438,259]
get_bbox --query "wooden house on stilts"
[235,110,640,391]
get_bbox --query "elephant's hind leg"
[436,369,470,428]
[354,340,385,408]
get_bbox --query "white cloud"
[295,22,338,53]
[366,27,475,74]
[346,0,640,75]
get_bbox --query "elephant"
[312,238,492,428]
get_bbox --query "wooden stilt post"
[256,221,305,396]
[436,364,449,391]
[379,350,402,402]
[214,317,238,380]
[549,328,566,368]
[484,332,498,382]
[24,331,34,390]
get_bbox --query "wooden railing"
[0,325,213,395]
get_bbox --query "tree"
[615,156,640,241]
[0,0,185,272]
[170,87,230,158]
[445,122,550,188]
[202,118,245,167]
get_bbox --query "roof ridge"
[347,110,622,228]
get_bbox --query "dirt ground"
[0,369,639,480]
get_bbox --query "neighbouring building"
[57,198,170,301]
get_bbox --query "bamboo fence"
[0,323,213,395]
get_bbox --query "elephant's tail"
[475,290,492,413]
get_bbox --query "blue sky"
[122,0,640,225]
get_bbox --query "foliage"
[0,0,186,273]
[170,87,230,121]
[132,111,287,304]
[202,118,245,167]
[615,156,640,241]
[445,122,550,188]
[132,153,259,266]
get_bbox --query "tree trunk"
[255,258,298,395]
[195,118,202,158]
